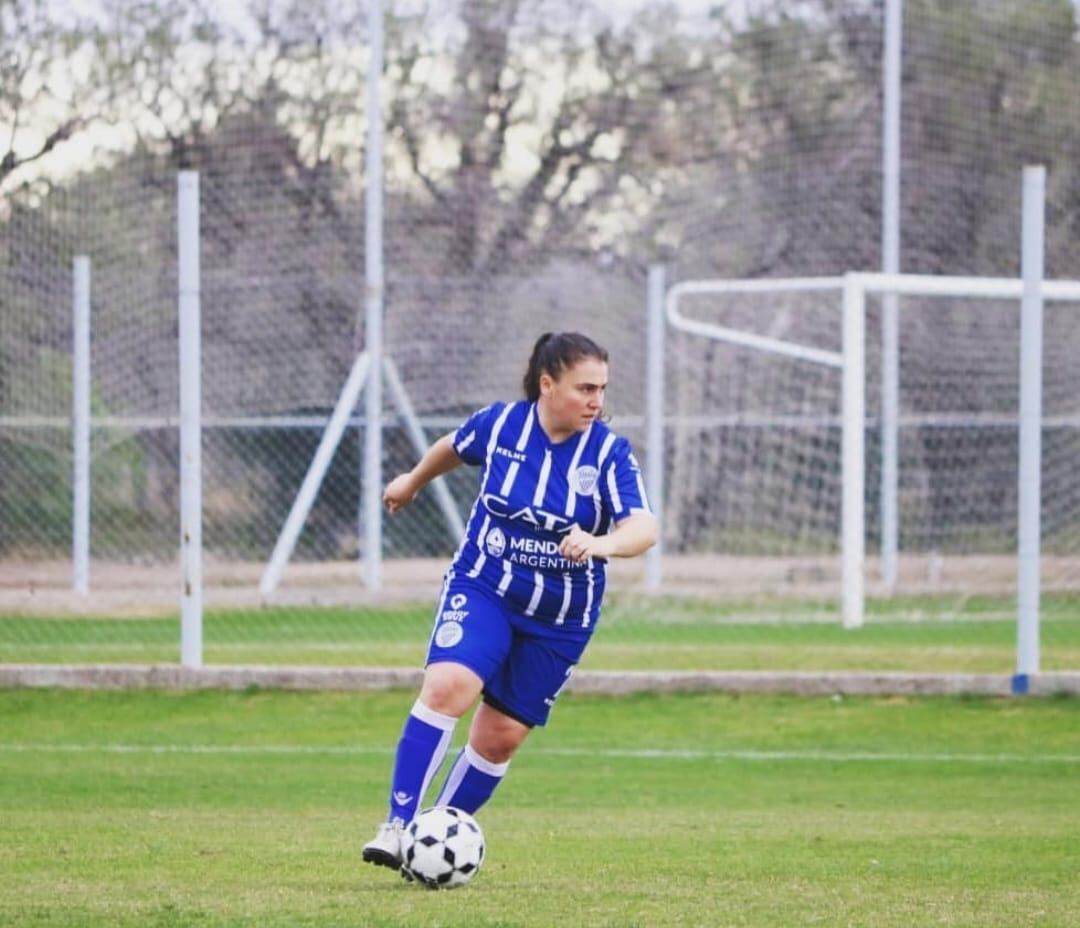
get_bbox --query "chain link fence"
[2,0,1079,668]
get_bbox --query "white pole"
[666,288,843,368]
[842,274,866,629]
[644,265,665,591]
[1016,165,1045,683]
[178,171,203,668]
[363,0,385,590]
[72,256,91,595]
[260,353,372,597]
[880,0,903,591]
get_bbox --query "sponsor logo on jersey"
[481,493,575,533]
[494,445,528,462]
[450,593,467,610]
[486,526,507,557]
[434,621,464,648]
[495,534,580,570]
[509,536,561,556]
[572,465,600,495]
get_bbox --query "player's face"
[540,356,608,435]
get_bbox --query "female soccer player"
[362,331,658,871]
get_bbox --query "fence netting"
[1,0,1078,669]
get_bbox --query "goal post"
[663,269,1080,637]
[664,275,863,627]
[841,275,865,631]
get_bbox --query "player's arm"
[559,512,658,563]
[383,433,463,513]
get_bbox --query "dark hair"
[522,332,609,402]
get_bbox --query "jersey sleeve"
[598,437,651,523]
[452,403,505,467]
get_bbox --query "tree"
[1,0,105,192]
[897,0,1080,275]
[381,0,731,276]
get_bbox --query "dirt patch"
[2,554,1075,617]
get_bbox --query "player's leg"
[363,580,509,870]
[432,701,529,813]
[433,623,588,815]
[362,663,479,871]
[391,663,482,822]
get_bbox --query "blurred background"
[2,0,1079,665]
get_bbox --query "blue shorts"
[426,574,593,727]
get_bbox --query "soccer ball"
[400,806,485,889]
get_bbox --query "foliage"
[5,0,1079,271]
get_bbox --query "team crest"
[572,465,599,495]
[486,526,506,558]
[435,621,464,648]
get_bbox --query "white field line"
[0,643,414,652]
[0,743,1078,765]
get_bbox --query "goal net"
[664,272,1080,626]
[663,283,845,602]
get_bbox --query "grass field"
[3,593,1080,672]
[2,688,1079,926]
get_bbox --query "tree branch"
[0,118,82,186]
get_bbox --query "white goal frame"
[665,275,862,628]
[665,268,1080,638]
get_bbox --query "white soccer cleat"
[362,821,404,871]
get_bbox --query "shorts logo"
[440,591,469,623]
[434,621,464,648]
[486,526,506,558]
[572,465,599,495]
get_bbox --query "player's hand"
[559,525,613,563]
[383,473,418,513]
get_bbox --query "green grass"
[1,688,1078,926]
[3,594,1080,671]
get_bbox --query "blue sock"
[434,743,510,815]
[387,700,457,825]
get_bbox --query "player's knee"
[470,710,530,763]
[471,739,518,765]
[419,662,481,717]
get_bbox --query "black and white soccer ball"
[401,806,485,889]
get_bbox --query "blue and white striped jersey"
[450,401,651,629]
